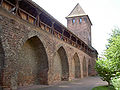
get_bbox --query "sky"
[32,0,120,55]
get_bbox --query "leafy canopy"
[95,27,120,86]
[105,28,120,71]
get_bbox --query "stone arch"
[83,56,87,77]
[18,36,49,86]
[54,46,69,81]
[73,53,81,78]
[0,38,5,89]
[88,59,91,76]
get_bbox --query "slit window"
[84,18,87,22]
[79,18,82,23]
[72,19,75,24]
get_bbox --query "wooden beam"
[36,15,39,26]
[0,0,3,6]
[62,29,65,40]
[51,22,55,34]
[76,38,78,45]
[15,0,19,16]
[70,34,72,40]
[62,29,64,35]
[36,11,42,27]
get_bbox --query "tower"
[66,3,92,45]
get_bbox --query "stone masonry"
[66,3,92,46]
[0,0,97,90]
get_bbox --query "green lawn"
[92,85,115,90]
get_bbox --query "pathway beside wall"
[18,76,107,90]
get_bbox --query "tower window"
[72,19,75,24]
[79,18,82,24]
[84,18,87,22]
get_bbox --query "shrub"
[95,58,115,86]
[111,76,120,90]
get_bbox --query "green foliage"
[92,85,115,90]
[95,58,115,85]
[111,76,120,90]
[105,28,120,72]
[95,27,120,86]
[92,86,108,90]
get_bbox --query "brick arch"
[56,44,69,60]
[83,56,87,77]
[56,44,70,64]
[19,31,47,49]
[0,38,5,89]
[73,53,81,78]
[54,46,69,81]
[17,36,49,86]
[18,31,50,68]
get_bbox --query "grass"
[92,85,115,90]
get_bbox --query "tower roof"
[66,3,87,18]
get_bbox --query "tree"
[95,58,115,86]
[95,27,120,86]
[105,28,120,72]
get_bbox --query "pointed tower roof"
[66,3,92,25]
[66,3,87,18]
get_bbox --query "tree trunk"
[108,81,111,86]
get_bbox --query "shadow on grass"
[92,85,115,90]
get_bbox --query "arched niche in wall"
[18,36,49,86]
[55,46,69,81]
[83,56,87,77]
[88,59,91,76]
[73,53,81,78]
[0,38,5,89]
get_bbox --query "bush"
[111,76,120,90]
[95,58,115,86]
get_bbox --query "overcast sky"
[32,0,120,55]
